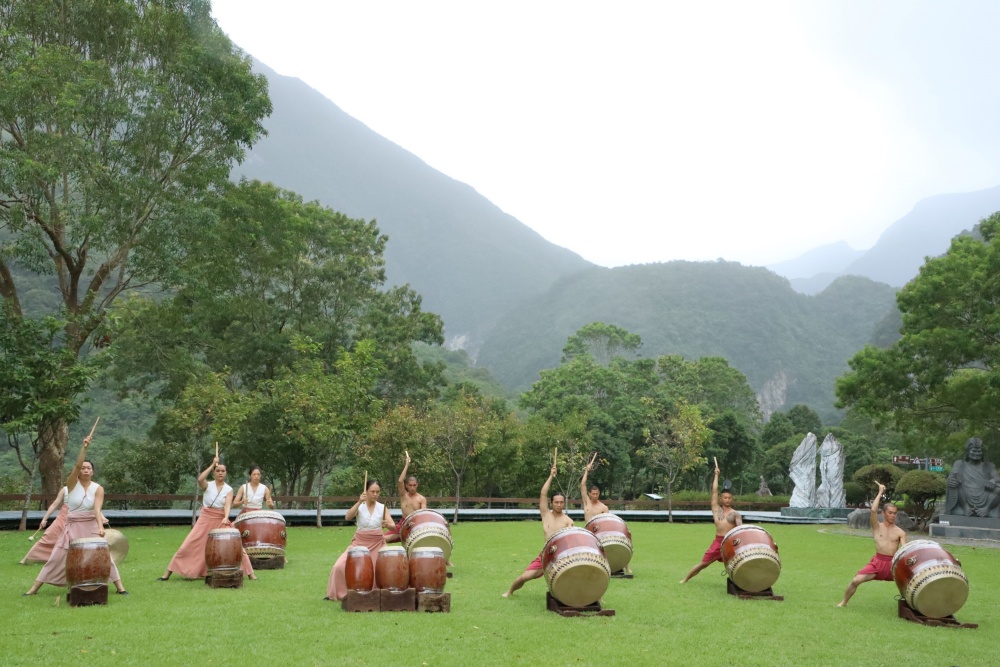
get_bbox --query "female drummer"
[23,436,128,596]
[20,485,68,564]
[326,479,395,600]
[158,456,256,581]
[232,465,276,514]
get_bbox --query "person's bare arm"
[580,464,591,511]
[540,464,556,514]
[346,492,366,521]
[65,436,92,490]
[869,481,885,531]
[398,452,410,496]
[221,489,234,527]
[94,486,107,537]
[710,462,721,514]
[198,457,218,492]
[265,486,275,509]
[232,484,245,508]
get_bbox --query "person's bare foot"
[836,601,847,608]
[501,591,512,598]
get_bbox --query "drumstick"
[86,416,100,439]
[553,447,558,466]
[215,441,219,460]
[588,452,598,468]
[363,471,368,494]
[27,526,44,541]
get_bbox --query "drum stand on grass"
[726,578,783,601]
[897,600,977,629]
[249,555,284,570]
[68,585,108,607]
[205,571,243,589]
[610,569,633,579]
[546,592,615,617]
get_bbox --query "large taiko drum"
[376,545,409,591]
[205,528,242,574]
[409,546,447,593]
[400,510,453,562]
[891,539,969,619]
[345,546,375,592]
[542,527,610,607]
[721,525,781,593]
[67,537,111,589]
[233,510,286,560]
[584,513,633,573]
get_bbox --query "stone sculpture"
[945,437,1000,518]
[815,433,846,508]
[788,432,817,508]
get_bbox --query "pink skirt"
[22,505,69,564]
[167,507,254,578]
[35,511,121,586]
[327,529,386,600]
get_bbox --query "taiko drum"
[584,513,633,573]
[67,537,111,589]
[542,527,610,608]
[205,528,242,574]
[233,510,286,560]
[408,546,447,593]
[400,510,453,561]
[376,545,409,591]
[891,539,969,619]
[720,524,781,593]
[345,546,375,592]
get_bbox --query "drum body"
[234,510,286,560]
[104,528,129,565]
[345,546,375,592]
[400,510,453,561]
[721,525,781,593]
[584,513,633,573]
[542,527,610,608]
[409,546,447,593]
[376,545,409,591]
[205,528,242,574]
[891,539,969,619]
[67,537,111,589]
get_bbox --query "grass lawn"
[2,521,997,666]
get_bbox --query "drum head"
[550,561,610,607]
[104,529,129,564]
[729,553,781,592]
[600,541,633,573]
[913,576,970,619]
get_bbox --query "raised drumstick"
[86,416,100,440]
[588,452,598,467]
[363,471,368,494]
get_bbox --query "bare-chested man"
[838,481,906,607]
[502,463,574,598]
[580,459,632,575]
[680,461,741,583]
[385,452,426,544]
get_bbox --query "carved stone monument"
[788,433,817,508]
[815,433,845,508]
[756,475,772,497]
[932,437,1000,542]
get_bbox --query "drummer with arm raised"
[502,463,574,598]
[581,456,632,575]
[385,452,426,544]
[232,465,275,514]
[837,481,906,607]
[680,459,741,584]
[326,478,396,600]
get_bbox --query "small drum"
[205,528,242,574]
[721,525,781,593]
[584,513,633,573]
[409,546,447,593]
[67,537,111,589]
[542,527,610,608]
[104,528,129,565]
[891,539,969,619]
[400,510,453,562]
[233,510,286,560]
[376,545,409,591]
[345,546,374,592]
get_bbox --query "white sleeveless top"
[241,482,266,509]
[356,502,385,530]
[58,486,69,508]
[66,482,100,511]
[203,482,232,509]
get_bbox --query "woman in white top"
[233,465,276,514]
[326,478,396,600]
[158,456,256,580]
[24,436,127,595]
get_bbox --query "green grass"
[2,522,997,666]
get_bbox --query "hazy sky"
[210,1,1000,268]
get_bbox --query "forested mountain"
[476,261,898,423]
[230,60,592,350]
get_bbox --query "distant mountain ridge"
[232,59,593,350]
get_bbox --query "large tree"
[0,0,270,494]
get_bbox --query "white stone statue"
[815,433,846,508]
[789,432,817,508]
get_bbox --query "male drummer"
[581,457,632,575]
[837,481,906,607]
[502,463,574,598]
[680,459,741,584]
[385,452,426,544]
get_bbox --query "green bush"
[896,470,947,529]
[852,463,904,502]
[844,481,866,507]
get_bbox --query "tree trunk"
[37,418,69,498]
[19,456,39,531]
[314,470,326,528]
[667,479,673,523]
[452,475,462,524]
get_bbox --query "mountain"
[476,261,898,423]
[231,59,593,350]
[767,241,864,279]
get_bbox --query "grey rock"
[816,433,846,508]
[789,433,817,508]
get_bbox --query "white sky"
[210,1,1000,268]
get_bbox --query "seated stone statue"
[945,437,1000,518]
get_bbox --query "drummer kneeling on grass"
[680,460,741,584]
[502,463,573,598]
[837,481,905,608]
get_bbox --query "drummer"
[580,458,632,576]
[23,436,128,596]
[385,452,425,544]
[837,481,906,607]
[158,456,256,581]
[20,485,68,565]
[232,465,276,514]
[502,463,573,598]
[680,459,741,584]
[326,478,396,600]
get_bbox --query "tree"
[786,405,822,436]
[836,212,1000,441]
[0,0,271,494]
[761,413,795,448]
[896,470,947,530]
[562,322,641,366]
[638,399,710,521]
[852,464,905,504]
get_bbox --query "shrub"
[852,464,904,502]
[896,470,947,530]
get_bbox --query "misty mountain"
[772,185,1000,293]
[767,241,864,279]
[476,262,898,423]
[231,60,592,350]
